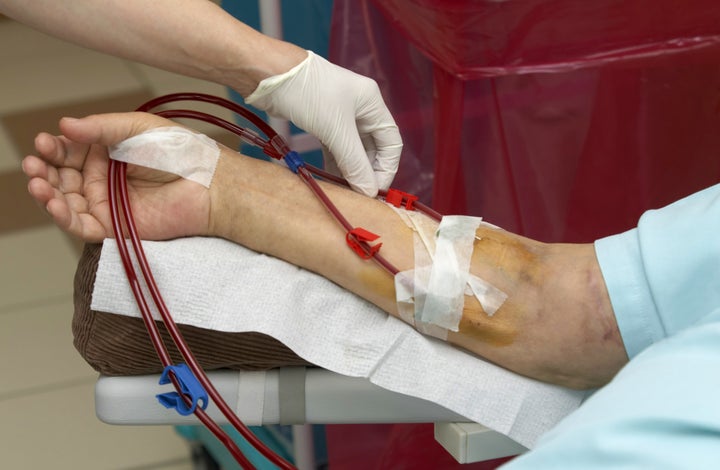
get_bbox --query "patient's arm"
[23,112,628,389]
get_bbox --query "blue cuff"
[595,183,720,359]
[594,231,663,359]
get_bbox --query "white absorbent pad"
[91,237,584,448]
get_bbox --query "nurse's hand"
[245,51,402,197]
[22,113,210,243]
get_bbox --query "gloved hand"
[246,51,402,197]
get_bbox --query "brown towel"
[73,243,312,376]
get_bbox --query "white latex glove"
[246,51,402,197]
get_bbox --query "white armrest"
[435,422,527,463]
[96,367,528,463]
[95,367,468,426]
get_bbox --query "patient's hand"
[22,113,211,242]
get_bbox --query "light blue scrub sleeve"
[502,311,720,468]
[594,183,720,358]
[500,183,720,468]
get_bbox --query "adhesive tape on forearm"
[394,270,416,326]
[411,265,449,340]
[418,216,482,331]
[467,275,507,317]
[109,127,219,188]
[391,207,507,337]
[390,206,434,327]
[394,267,449,340]
[391,206,447,339]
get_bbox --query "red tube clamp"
[385,189,419,210]
[346,227,382,259]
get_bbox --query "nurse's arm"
[0,0,305,98]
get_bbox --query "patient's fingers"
[47,196,95,241]
[45,195,72,231]
[59,112,175,147]
[57,167,84,194]
[72,214,106,242]
[29,175,105,242]
[26,163,75,220]
[65,191,90,215]
[23,154,85,199]
[26,175,76,235]
[33,132,64,166]
[21,154,50,180]
[26,175,56,208]
[34,132,94,172]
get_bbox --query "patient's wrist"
[207,148,302,244]
[207,151,244,240]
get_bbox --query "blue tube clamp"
[156,363,209,416]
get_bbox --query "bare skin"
[0,0,306,97]
[22,112,628,389]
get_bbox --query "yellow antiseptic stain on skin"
[353,223,542,347]
[453,226,542,347]
[356,265,400,313]
[457,297,518,346]
[357,261,520,346]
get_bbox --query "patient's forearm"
[209,149,628,389]
[209,151,414,311]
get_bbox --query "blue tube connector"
[156,363,209,416]
[284,150,305,174]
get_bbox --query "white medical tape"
[467,275,508,317]
[392,206,437,260]
[410,240,451,339]
[418,215,482,331]
[109,127,220,188]
[395,268,449,340]
[394,270,416,326]
[236,370,266,424]
[391,206,447,339]
[409,269,507,320]
[262,370,281,423]
[412,265,450,340]
[390,207,508,335]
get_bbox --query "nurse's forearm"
[0,0,305,96]
[209,149,628,389]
